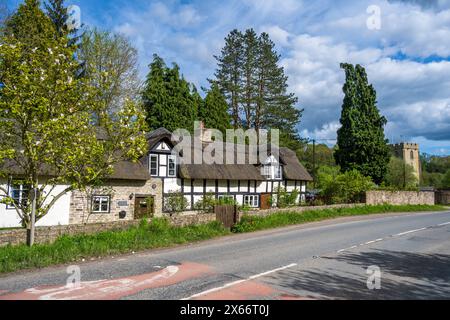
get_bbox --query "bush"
[384,157,418,189]
[320,169,374,204]
[271,187,299,208]
[164,192,188,214]
[195,194,238,214]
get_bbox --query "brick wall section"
[365,191,435,205]
[0,213,216,247]
[69,179,163,224]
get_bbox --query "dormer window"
[261,164,282,180]
[261,155,282,180]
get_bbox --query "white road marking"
[182,263,298,300]
[336,221,450,254]
[395,227,427,237]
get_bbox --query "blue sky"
[6,0,450,155]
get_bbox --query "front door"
[260,193,271,210]
[134,196,155,219]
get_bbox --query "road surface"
[1,210,450,300]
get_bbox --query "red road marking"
[193,280,306,300]
[0,262,213,300]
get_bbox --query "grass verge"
[0,204,447,274]
[232,204,446,233]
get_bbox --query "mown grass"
[0,204,447,274]
[232,204,447,233]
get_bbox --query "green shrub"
[164,192,188,214]
[320,169,375,204]
[271,187,299,208]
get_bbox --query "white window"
[92,196,110,213]
[168,155,177,177]
[274,165,282,180]
[150,154,158,176]
[244,195,259,208]
[261,165,282,180]
[8,183,29,208]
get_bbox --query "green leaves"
[142,54,199,133]
[0,1,147,227]
[213,29,302,146]
[335,63,390,184]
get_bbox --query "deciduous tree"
[0,0,147,246]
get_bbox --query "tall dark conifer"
[200,83,232,134]
[213,29,244,128]
[142,54,198,133]
[334,63,390,184]
[213,29,302,146]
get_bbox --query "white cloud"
[80,0,450,154]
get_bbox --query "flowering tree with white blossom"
[0,0,147,245]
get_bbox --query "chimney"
[199,121,213,144]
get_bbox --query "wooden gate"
[215,205,238,228]
[134,196,155,219]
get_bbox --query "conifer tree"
[213,29,244,128]
[142,55,198,133]
[213,29,302,146]
[200,83,232,134]
[334,63,390,184]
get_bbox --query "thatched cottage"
[0,127,313,228]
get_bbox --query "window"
[150,154,158,176]
[244,195,259,208]
[92,196,110,213]
[168,155,177,177]
[274,165,282,180]
[8,182,30,208]
[410,150,414,160]
[262,165,271,178]
[261,165,282,180]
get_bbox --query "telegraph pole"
[312,139,316,189]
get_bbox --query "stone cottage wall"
[69,179,163,224]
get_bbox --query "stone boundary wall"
[245,203,365,217]
[365,191,435,206]
[0,213,216,247]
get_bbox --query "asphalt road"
[1,210,450,300]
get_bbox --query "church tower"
[391,142,421,182]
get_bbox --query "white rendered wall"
[0,184,71,228]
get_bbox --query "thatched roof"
[179,164,265,181]
[1,127,312,182]
[0,158,150,181]
[279,148,313,181]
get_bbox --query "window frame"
[243,195,260,208]
[274,165,282,180]
[168,155,177,177]
[150,154,159,176]
[91,195,111,214]
[6,181,30,210]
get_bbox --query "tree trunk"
[27,188,37,247]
